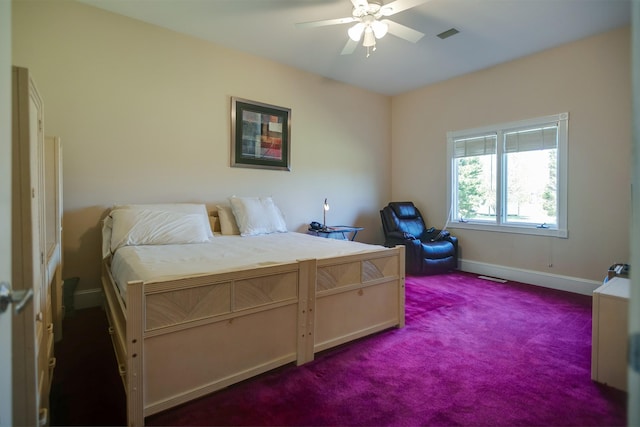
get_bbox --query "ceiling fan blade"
[379,0,430,16]
[340,39,359,55]
[350,0,369,9]
[295,16,357,29]
[383,19,425,43]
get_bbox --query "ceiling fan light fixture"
[348,22,365,41]
[371,20,388,39]
[363,27,376,47]
[296,0,428,58]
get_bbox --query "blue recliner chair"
[380,201,458,275]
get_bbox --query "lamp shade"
[323,198,330,229]
[371,20,388,39]
[348,23,365,41]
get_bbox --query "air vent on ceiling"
[437,28,459,40]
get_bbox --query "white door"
[0,2,13,426]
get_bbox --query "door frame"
[0,1,13,426]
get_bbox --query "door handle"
[0,282,34,314]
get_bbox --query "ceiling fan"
[296,0,429,57]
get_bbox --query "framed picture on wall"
[231,97,291,171]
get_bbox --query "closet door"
[12,66,47,426]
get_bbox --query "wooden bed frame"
[101,242,405,427]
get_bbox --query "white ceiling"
[78,0,631,96]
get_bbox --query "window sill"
[448,221,568,238]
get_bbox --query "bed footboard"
[312,245,405,354]
[102,259,315,427]
[101,245,405,427]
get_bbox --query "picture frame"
[231,97,291,171]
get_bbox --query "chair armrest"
[386,231,417,240]
[446,234,458,250]
[420,228,444,241]
[384,236,422,255]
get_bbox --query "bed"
[100,199,406,426]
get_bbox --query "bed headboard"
[209,209,221,233]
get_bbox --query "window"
[447,113,568,237]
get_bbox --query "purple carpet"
[146,272,626,426]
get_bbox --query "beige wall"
[392,27,631,284]
[12,0,392,293]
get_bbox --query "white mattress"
[110,232,385,302]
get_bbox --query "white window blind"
[504,125,557,153]
[453,135,497,158]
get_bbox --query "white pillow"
[216,205,241,235]
[114,203,214,239]
[110,208,211,252]
[229,196,287,236]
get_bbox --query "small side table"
[591,276,630,391]
[308,225,363,241]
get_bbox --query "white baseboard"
[459,259,602,296]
